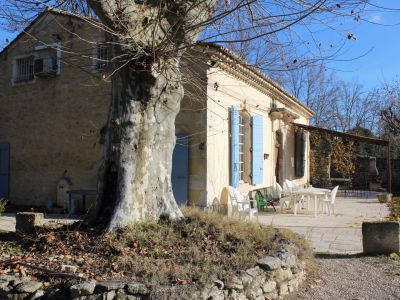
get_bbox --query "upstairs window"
[14,56,34,83]
[94,43,110,70]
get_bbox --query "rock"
[280,239,300,256]
[105,290,116,300]
[276,252,297,268]
[225,276,244,290]
[273,268,293,283]
[213,279,224,289]
[96,280,127,292]
[246,266,262,278]
[249,274,266,290]
[125,282,148,295]
[0,275,15,293]
[362,222,400,255]
[264,291,279,300]
[208,285,224,300]
[31,290,45,299]
[262,281,277,294]
[257,256,282,271]
[14,281,42,293]
[227,289,247,300]
[15,212,44,234]
[278,283,289,296]
[9,292,31,300]
[61,264,78,273]
[245,287,263,300]
[239,271,253,287]
[10,276,31,287]
[70,281,97,297]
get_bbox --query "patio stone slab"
[258,194,391,254]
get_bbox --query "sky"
[322,2,400,90]
[0,1,400,91]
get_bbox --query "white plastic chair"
[276,183,291,211]
[227,186,258,221]
[319,186,339,216]
[284,179,305,215]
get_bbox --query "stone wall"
[0,240,306,300]
[0,11,208,208]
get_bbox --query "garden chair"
[227,186,259,221]
[276,183,291,211]
[319,186,339,216]
[254,190,268,211]
[255,189,276,212]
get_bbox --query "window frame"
[12,43,61,86]
[92,42,110,71]
[13,55,35,84]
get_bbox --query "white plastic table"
[290,187,331,217]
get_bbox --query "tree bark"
[84,0,217,230]
[87,56,184,231]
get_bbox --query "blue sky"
[1,1,399,90]
[322,2,400,89]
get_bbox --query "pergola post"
[387,141,392,193]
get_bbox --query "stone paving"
[0,192,391,254]
[258,192,390,254]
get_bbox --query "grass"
[0,208,310,289]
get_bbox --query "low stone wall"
[0,240,306,300]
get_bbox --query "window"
[14,57,34,83]
[239,115,245,181]
[95,44,110,70]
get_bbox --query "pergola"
[292,123,392,193]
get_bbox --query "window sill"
[11,78,36,87]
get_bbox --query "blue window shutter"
[172,135,189,205]
[230,106,240,188]
[252,115,263,185]
[0,143,10,199]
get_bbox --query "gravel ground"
[287,256,400,300]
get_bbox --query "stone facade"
[0,240,306,300]
[0,10,312,209]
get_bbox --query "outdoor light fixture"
[199,142,206,150]
[264,153,269,159]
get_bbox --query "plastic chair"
[319,186,339,215]
[276,183,291,211]
[227,186,258,221]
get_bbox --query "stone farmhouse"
[0,9,314,210]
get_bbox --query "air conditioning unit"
[34,57,58,76]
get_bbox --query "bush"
[389,197,400,221]
[0,207,310,289]
[0,198,7,215]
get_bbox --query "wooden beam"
[292,123,389,146]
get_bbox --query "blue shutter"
[252,115,263,185]
[230,106,240,188]
[0,143,10,199]
[172,135,189,205]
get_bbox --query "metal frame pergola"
[292,123,392,193]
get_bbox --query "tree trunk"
[87,56,184,231]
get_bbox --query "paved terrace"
[259,192,390,254]
[0,193,390,254]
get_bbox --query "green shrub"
[0,198,7,215]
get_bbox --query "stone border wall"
[0,240,306,300]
